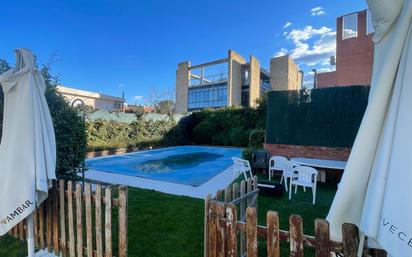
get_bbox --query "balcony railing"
[189,73,228,87]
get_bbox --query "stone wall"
[270,55,302,91]
[228,50,246,106]
[249,55,260,107]
[175,61,190,114]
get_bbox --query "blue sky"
[0,0,367,104]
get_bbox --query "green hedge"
[86,117,178,151]
[180,107,265,147]
[266,86,370,147]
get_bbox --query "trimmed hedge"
[86,117,178,151]
[266,86,370,147]
[183,107,265,147]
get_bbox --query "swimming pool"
[87,146,242,187]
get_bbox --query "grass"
[0,234,27,257]
[254,174,337,256]
[0,175,336,257]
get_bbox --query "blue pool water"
[87,146,241,187]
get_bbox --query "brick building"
[317,10,374,88]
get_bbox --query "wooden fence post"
[224,185,231,203]
[18,220,24,241]
[246,207,257,257]
[67,181,75,257]
[204,195,212,257]
[232,183,239,202]
[208,201,217,257]
[95,185,103,257]
[267,211,280,257]
[105,187,112,257]
[118,186,128,257]
[225,204,237,257]
[246,178,253,207]
[39,203,45,250]
[85,184,93,257]
[33,209,38,248]
[75,184,83,257]
[52,181,59,255]
[342,223,359,257]
[289,215,304,257]
[216,203,226,257]
[314,219,330,257]
[47,192,52,251]
[240,180,246,255]
[59,180,67,257]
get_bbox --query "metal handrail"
[189,73,228,87]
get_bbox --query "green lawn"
[0,176,336,257]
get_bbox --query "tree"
[0,58,87,181]
[145,85,175,112]
[156,100,175,114]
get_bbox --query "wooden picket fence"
[204,176,259,257]
[9,180,128,257]
[205,200,387,257]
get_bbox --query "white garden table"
[291,158,346,170]
[290,158,347,182]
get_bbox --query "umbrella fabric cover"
[327,0,412,256]
[0,49,56,235]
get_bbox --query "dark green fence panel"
[266,86,370,147]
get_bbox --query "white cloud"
[283,22,292,29]
[311,6,325,16]
[276,25,336,66]
[133,95,143,100]
[303,80,314,88]
[283,31,288,36]
[317,67,336,73]
[274,48,289,57]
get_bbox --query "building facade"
[57,85,125,111]
[175,50,301,113]
[317,10,374,88]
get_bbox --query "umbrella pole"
[27,213,35,257]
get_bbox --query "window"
[366,9,374,35]
[187,83,228,111]
[342,13,358,39]
[114,101,122,108]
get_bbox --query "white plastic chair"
[232,157,254,182]
[268,156,288,181]
[289,165,318,204]
[269,156,297,192]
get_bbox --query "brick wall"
[264,143,351,161]
[317,71,337,88]
[316,10,374,88]
[335,10,374,87]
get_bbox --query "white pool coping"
[85,148,237,199]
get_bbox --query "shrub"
[229,127,250,147]
[242,147,255,163]
[187,106,266,147]
[249,129,265,148]
[86,116,177,151]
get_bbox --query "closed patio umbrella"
[326,0,412,256]
[0,49,56,256]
